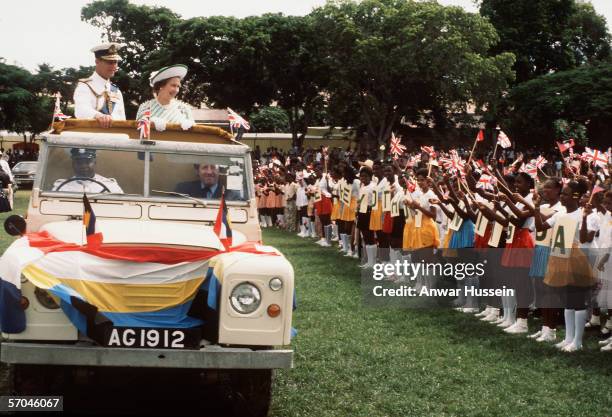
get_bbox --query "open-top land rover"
[0,120,294,416]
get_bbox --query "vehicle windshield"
[40,146,249,201]
[14,162,38,171]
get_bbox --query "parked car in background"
[11,161,38,188]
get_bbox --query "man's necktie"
[203,187,211,199]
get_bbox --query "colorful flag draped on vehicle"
[0,230,281,339]
[389,133,406,159]
[137,108,151,139]
[213,191,233,250]
[227,107,251,131]
[497,131,511,148]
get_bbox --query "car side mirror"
[4,215,26,236]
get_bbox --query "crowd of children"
[254,144,611,352]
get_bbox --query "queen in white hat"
[136,64,194,131]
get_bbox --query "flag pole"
[49,92,60,130]
[466,133,480,166]
[492,140,499,161]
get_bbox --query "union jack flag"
[443,150,465,176]
[137,108,151,139]
[53,92,71,121]
[478,174,497,187]
[420,145,435,156]
[227,107,251,131]
[521,162,538,178]
[497,131,511,148]
[404,177,417,193]
[389,133,406,159]
[582,147,608,168]
[556,139,575,153]
[534,156,547,169]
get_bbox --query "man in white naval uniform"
[52,148,123,194]
[73,43,126,128]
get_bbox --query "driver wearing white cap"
[52,148,123,193]
[73,43,126,128]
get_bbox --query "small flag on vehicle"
[227,107,251,131]
[83,194,103,248]
[53,92,71,121]
[214,190,233,251]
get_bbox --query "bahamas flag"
[213,191,232,250]
[83,194,103,248]
[0,230,282,343]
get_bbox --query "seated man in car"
[52,148,124,193]
[174,163,240,200]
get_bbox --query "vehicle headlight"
[230,283,261,314]
[269,277,283,291]
[34,288,60,310]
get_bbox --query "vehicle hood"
[40,219,246,249]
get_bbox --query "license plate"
[104,327,201,349]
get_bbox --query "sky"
[1,0,610,72]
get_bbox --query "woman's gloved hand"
[151,117,167,132]
[180,119,195,130]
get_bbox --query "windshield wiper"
[151,190,208,207]
[87,192,141,198]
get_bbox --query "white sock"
[563,309,576,345]
[573,309,588,348]
[339,233,346,250]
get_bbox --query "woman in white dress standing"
[136,64,194,130]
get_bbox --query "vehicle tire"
[10,365,67,396]
[224,369,272,417]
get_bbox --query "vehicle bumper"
[0,342,293,369]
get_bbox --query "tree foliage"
[480,0,611,84]
[505,64,612,147]
[249,106,290,133]
[310,0,515,144]
[0,61,52,137]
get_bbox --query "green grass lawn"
[2,192,611,416]
[265,227,612,417]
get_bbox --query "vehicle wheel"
[224,369,272,417]
[11,365,67,395]
[1,363,15,395]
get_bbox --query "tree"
[505,64,612,148]
[310,0,515,145]
[249,106,290,132]
[480,0,611,84]
[252,14,330,147]
[157,15,276,112]
[0,61,53,140]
